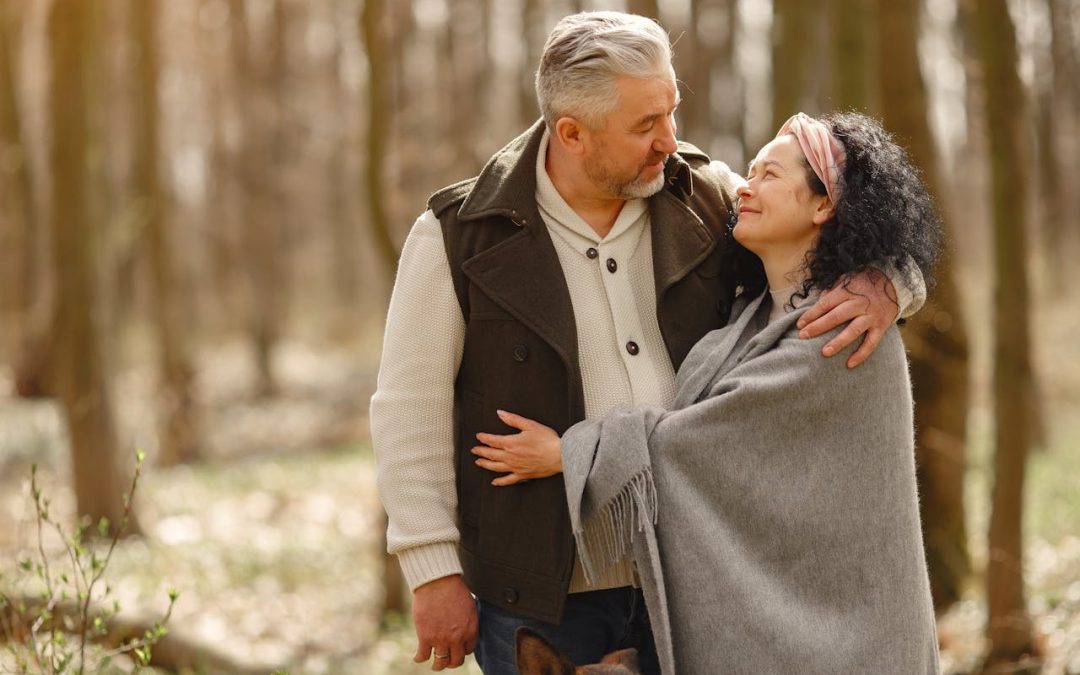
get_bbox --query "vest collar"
[457,119,699,230]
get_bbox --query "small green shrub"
[0,451,177,674]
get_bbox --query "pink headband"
[776,112,845,205]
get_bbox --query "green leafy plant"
[0,451,177,674]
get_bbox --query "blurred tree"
[328,19,360,308]
[361,0,407,616]
[229,0,284,397]
[877,0,971,614]
[678,0,715,148]
[830,0,873,113]
[47,0,129,531]
[0,0,51,399]
[626,0,661,21]
[716,0,745,165]
[771,0,822,130]
[361,0,398,276]
[132,0,200,465]
[1040,0,1076,293]
[440,1,470,170]
[519,0,543,127]
[970,0,1041,667]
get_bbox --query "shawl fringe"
[573,468,657,585]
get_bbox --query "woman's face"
[733,135,829,257]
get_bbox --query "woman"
[471,112,941,674]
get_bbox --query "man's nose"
[655,116,678,155]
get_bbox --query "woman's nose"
[736,184,752,199]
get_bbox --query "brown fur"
[515,627,641,674]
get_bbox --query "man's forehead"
[612,72,678,113]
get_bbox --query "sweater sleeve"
[369,210,465,591]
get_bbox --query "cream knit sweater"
[370,131,923,595]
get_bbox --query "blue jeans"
[473,586,659,675]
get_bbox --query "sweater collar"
[534,130,648,245]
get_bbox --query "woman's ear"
[553,117,587,156]
[811,195,835,226]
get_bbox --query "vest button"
[512,344,529,362]
[504,587,519,604]
[586,247,598,259]
[626,341,639,356]
[606,258,618,273]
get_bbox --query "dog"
[515,627,642,674]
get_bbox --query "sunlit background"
[1,0,1078,673]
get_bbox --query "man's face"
[581,71,680,200]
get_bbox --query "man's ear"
[516,627,575,675]
[554,117,588,156]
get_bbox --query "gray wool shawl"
[561,291,940,674]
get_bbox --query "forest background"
[1,0,1079,673]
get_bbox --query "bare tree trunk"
[48,0,128,531]
[0,1,51,398]
[876,0,971,615]
[229,0,281,397]
[519,0,543,127]
[360,0,398,277]
[360,0,407,617]
[440,1,468,169]
[132,0,200,465]
[1041,0,1075,293]
[970,0,1040,667]
[328,19,360,308]
[771,0,821,129]
[718,0,745,166]
[830,0,873,113]
[679,0,712,148]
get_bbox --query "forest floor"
[1,295,1079,674]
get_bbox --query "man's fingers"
[448,641,467,668]
[800,297,866,339]
[414,638,432,664]
[846,327,883,369]
[492,473,524,487]
[796,289,840,329]
[821,316,871,357]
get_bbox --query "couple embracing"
[372,10,939,675]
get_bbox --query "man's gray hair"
[536,12,673,130]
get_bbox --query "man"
[370,11,923,674]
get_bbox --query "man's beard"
[585,152,669,200]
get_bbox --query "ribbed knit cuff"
[398,542,463,591]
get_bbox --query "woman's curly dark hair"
[791,112,942,306]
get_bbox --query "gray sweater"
[561,291,940,674]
